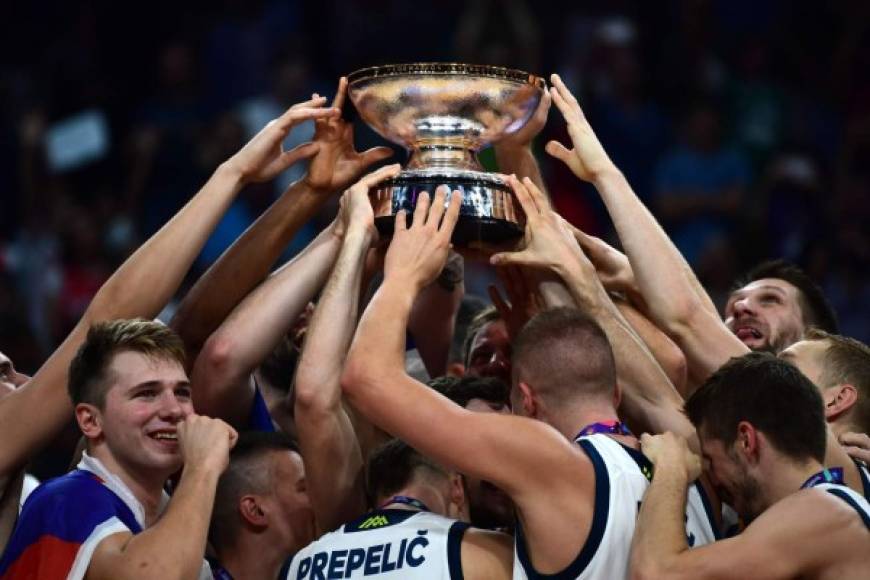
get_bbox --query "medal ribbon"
[382,495,430,512]
[800,467,844,489]
[575,420,633,440]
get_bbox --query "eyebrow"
[128,379,191,392]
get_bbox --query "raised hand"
[303,77,395,194]
[334,163,402,241]
[545,73,617,183]
[383,186,463,293]
[177,414,238,475]
[225,96,340,184]
[490,175,580,272]
[640,432,702,482]
[568,225,637,294]
[497,88,552,151]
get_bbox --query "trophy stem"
[407,145,482,171]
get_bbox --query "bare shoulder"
[461,527,513,580]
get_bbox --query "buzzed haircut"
[806,328,870,432]
[428,375,510,409]
[210,431,300,549]
[68,319,186,408]
[685,353,827,463]
[731,259,839,334]
[366,439,448,506]
[512,307,617,403]
[462,306,502,368]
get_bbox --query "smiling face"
[85,350,193,479]
[724,278,806,353]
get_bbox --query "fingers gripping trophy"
[347,63,546,244]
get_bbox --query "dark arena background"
[2,0,869,390]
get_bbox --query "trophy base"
[369,169,525,245]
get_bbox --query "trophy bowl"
[347,63,546,244]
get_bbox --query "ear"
[518,381,537,417]
[447,473,468,521]
[239,495,268,528]
[823,384,859,423]
[75,403,103,441]
[735,421,760,463]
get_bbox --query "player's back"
[812,483,870,580]
[286,508,468,579]
[513,433,719,580]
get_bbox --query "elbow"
[197,333,240,378]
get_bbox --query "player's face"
[724,278,806,353]
[466,320,512,385]
[98,351,193,477]
[699,432,764,523]
[462,398,514,529]
[266,450,315,553]
[0,351,29,397]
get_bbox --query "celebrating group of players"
[0,74,867,579]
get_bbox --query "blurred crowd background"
[3,0,870,375]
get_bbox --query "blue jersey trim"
[513,439,610,579]
[855,460,870,501]
[247,378,276,432]
[693,479,722,540]
[447,521,469,580]
[825,488,870,530]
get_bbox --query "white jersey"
[513,434,719,580]
[286,508,468,579]
[815,482,870,530]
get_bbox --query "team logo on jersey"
[358,515,390,529]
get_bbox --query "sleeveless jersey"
[285,509,468,579]
[815,482,870,531]
[513,433,719,580]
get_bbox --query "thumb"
[358,146,395,168]
[279,141,320,168]
[490,251,535,268]
[545,140,573,164]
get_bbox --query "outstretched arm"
[190,223,340,426]
[546,74,746,383]
[170,79,393,364]
[0,101,335,479]
[492,177,696,443]
[294,165,400,532]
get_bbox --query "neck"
[551,404,622,442]
[381,483,447,517]
[218,535,288,580]
[762,455,826,507]
[829,419,856,440]
[89,445,169,525]
[824,424,862,490]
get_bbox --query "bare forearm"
[632,464,692,577]
[561,264,692,440]
[408,281,463,378]
[594,171,717,326]
[296,226,373,411]
[111,466,220,579]
[170,178,328,360]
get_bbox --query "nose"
[157,390,185,422]
[732,296,755,319]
